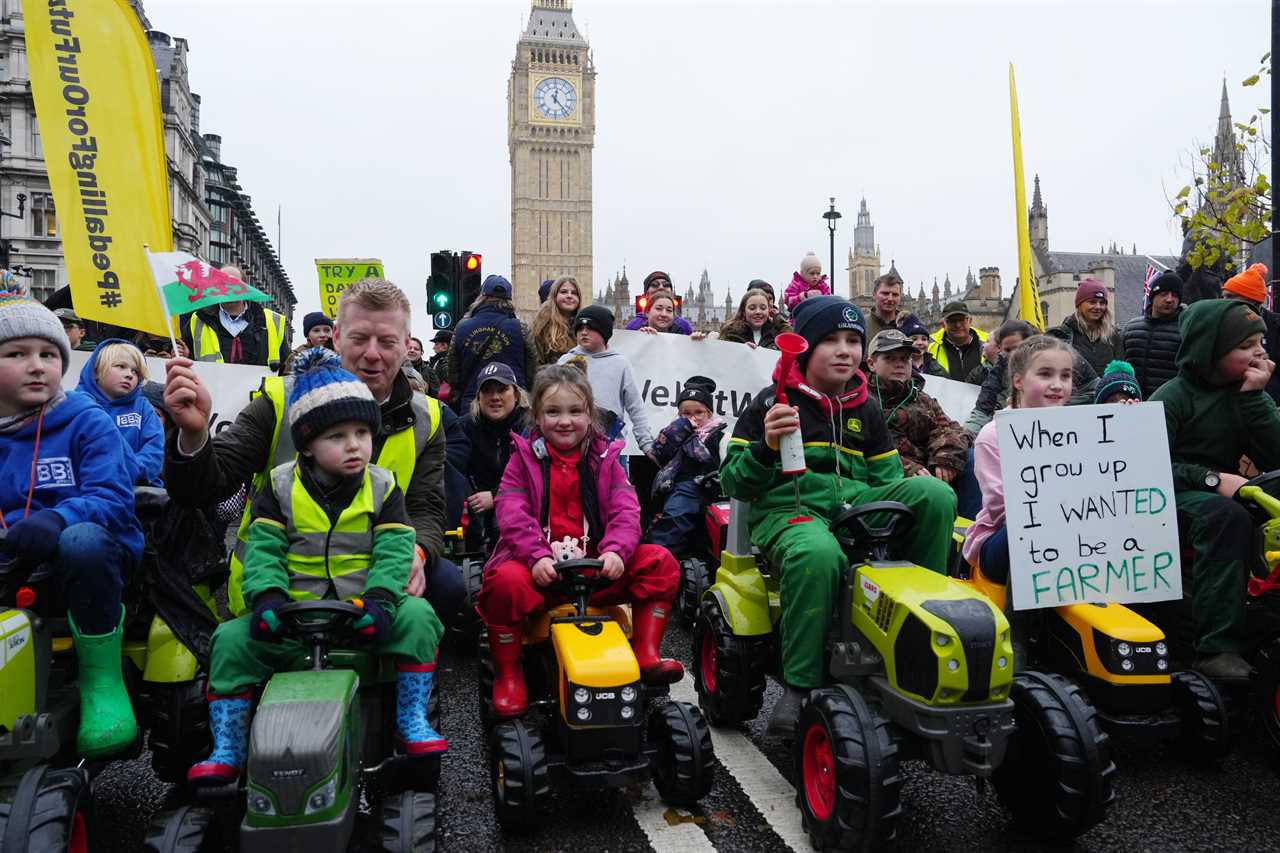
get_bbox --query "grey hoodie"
[557,346,655,451]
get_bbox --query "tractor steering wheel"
[273,600,368,644]
[547,558,612,616]
[829,501,916,561]
[1236,470,1280,520]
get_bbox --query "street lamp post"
[823,197,841,296]
[0,130,28,271]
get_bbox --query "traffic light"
[634,293,684,315]
[458,251,482,310]
[428,251,458,330]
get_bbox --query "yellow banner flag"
[1009,64,1044,331]
[24,0,173,336]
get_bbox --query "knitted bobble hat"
[287,348,381,449]
[1094,360,1141,404]
[0,278,71,373]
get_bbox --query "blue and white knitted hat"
[287,348,380,448]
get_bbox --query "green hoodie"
[1149,299,1280,492]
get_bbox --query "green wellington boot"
[69,607,138,758]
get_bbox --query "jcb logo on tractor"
[595,692,615,700]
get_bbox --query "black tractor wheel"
[993,671,1116,839]
[451,557,485,648]
[490,719,550,833]
[0,765,93,853]
[792,687,901,853]
[649,701,715,806]
[379,790,437,853]
[142,805,219,853]
[1252,635,1280,757]
[147,678,211,785]
[677,557,711,625]
[692,596,768,726]
[1171,669,1230,763]
[477,626,495,728]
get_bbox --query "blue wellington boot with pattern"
[396,663,447,755]
[188,694,252,785]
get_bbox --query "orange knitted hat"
[1223,263,1269,304]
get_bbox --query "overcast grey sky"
[145,0,1261,338]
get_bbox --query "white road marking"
[631,781,718,853]
[670,676,807,853]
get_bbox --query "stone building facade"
[508,0,595,321]
[0,1,293,323]
[845,197,881,304]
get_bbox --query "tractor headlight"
[1157,659,1169,671]
[1155,641,1168,657]
[1116,642,1132,657]
[248,792,276,816]
[574,687,591,705]
[576,706,591,722]
[620,705,635,720]
[305,777,338,815]
[621,685,637,703]
[997,656,1008,669]
[1121,659,1134,672]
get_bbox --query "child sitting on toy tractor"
[0,283,141,759]
[1150,296,1280,681]
[646,376,726,555]
[478,362,684,719]
[720,296,956,734]
[189,350,446,785]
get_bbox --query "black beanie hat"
[677,375,716,411]
[572,304,614,343]
[792,296,866,366]
[1147,270,1183,301]
[303,311,332,336]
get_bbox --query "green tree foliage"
[1174,54,1272,274]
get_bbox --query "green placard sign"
[316,258,385,318]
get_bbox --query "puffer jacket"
[1121,308,1182,399]
[485,432,640,572]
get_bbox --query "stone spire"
[853,197,875,255]
[1213,78,1245,188]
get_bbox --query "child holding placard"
[1149,299,1280,681]
[963,335,1075,586]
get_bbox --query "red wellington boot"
[488,627,528,718]
[631,601,685,684]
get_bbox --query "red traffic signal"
[464,254,481,272]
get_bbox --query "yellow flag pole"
[1009,64,1044,331]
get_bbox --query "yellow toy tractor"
[478,559,714,832]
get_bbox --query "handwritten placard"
[996,403,1182,610]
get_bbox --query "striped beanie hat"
[0,277,71,374]
[287,348,380,448]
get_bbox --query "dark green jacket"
[721,362,903,544]
[1149,299,1280,493]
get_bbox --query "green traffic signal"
[432,290,450,309]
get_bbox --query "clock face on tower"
[533,76,577,120]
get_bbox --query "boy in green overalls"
[189,349,445,784]
[721,296,956,734]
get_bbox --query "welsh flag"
[147,250,272,315]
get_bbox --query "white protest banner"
[609,331,779,454]
[66,351,270,435]
[997,402,1181,610]
[922,374,981,425]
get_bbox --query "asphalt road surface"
[92,621,1280,853]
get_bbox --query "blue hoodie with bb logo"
[73,339,165,486]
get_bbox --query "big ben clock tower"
[509,0,595,320]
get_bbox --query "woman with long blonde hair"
[532,275,582,365]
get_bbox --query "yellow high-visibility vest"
[188,309,286,366]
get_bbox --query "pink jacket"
[962,420,1003,565]
[484,431,641,572]
[783,271,831,311]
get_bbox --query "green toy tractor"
[693,499,1116,850]
[146,600,438,853]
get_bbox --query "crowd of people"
[0,250,1277,771]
